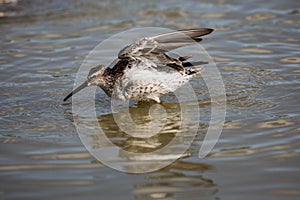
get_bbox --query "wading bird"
[64,28,213,103]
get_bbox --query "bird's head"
[63,65,107,101]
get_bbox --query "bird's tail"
[183,60,207,76]
[183,61,208,67]
[176,55,207,76]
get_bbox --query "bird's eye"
[88,72,98,80]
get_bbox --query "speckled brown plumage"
[64,28,213,103]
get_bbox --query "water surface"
[1,0,299,199]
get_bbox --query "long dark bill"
[63,81,88,101]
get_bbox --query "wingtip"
[207,28,214,33]
[180,28,214,38]
[199,28,214,36]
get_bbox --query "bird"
[63,28,213,103]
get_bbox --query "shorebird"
[64,28,213,103]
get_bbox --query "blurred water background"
[0,0,299,199]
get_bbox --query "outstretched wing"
[116,28,213,73]
[118,28,213,58]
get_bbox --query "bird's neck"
[99,59,128,97]
[100,78,114,97]
[99,68,118,97]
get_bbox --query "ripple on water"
[138,8,188,18]
[240,48,273,54]
[1,0,299,199]
[279,57,300,63]
[245,12,277,21]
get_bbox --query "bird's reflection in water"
[132,161,217,200]
[84,101,217,195]
[77,99,202,172]
[98,101,196,154]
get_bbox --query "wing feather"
[118,28,213,58]
[115,28,213,73]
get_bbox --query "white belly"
[113,60,188,102]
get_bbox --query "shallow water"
[1,0,299,199]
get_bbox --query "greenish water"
[1,0,299,199]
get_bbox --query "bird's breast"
[112,61,187,101]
